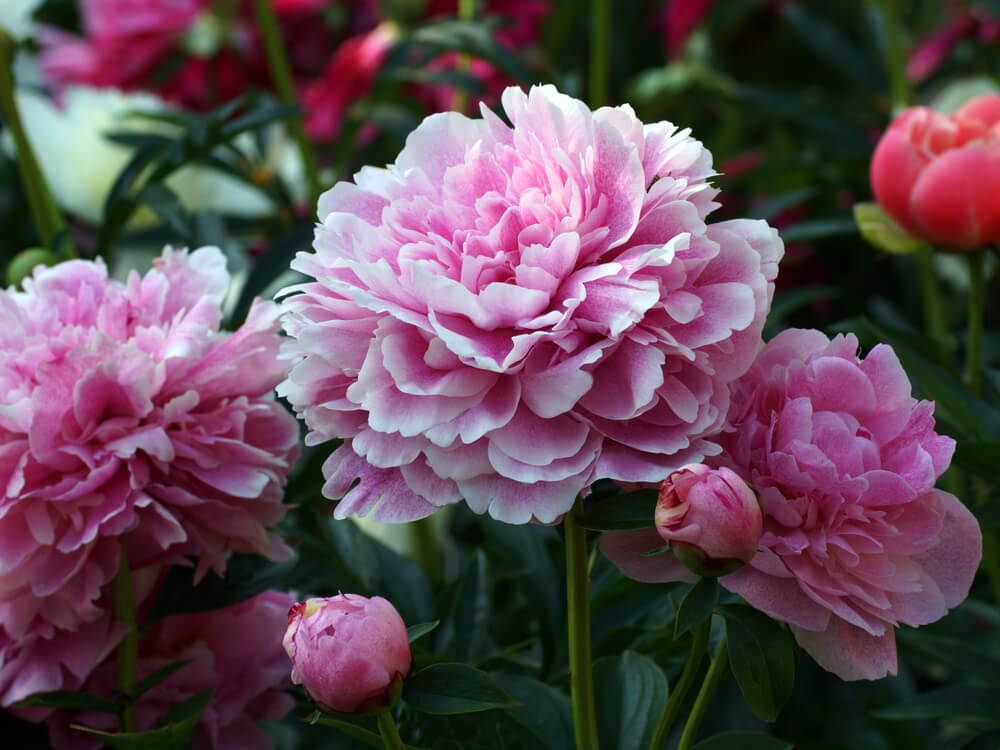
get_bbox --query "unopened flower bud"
[282,594,411,714]
[655,464,762,578]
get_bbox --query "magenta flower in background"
[46,591,295,750]
[283,593,411,714]
[604,328,981,680]
[0,247,299,705]
[279,84,782,524]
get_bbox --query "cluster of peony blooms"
[279,84,981,684]
[0,247,300,747]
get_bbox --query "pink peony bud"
[654,464,762,577]
[282,594,411,714]
[869,93,1000,249]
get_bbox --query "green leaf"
[748,187,818,221]
[69,689,213,750]
[442,549,490,663]
[675,578,718,639]
[13,690,118,713]
[218,102,301,140]
[898,629,1000,683]
[136,182,191,241]
[779,217,857,243]
[402,663,518,715]
[133,661,190,701]
[953,442,1000,483]
[492,674,574,750]
[407,620,440,643]
[871,685,1000,720]
[146,553,297,621]
[960,729,1000,750]
[304,715,430,750]
[577,489,657,531]
[408,18,532,83]
[720,604,796,722]
[593,650,668,750]
[854,202,924,255]
[229,224,313,325]
[780,4,884,88]
[694,731,794,750]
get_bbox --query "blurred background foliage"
[2,0,1000,748]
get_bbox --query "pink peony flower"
[279,84,782,524]
[869,93,1000,249]
[603,328,982,680]
[655,463,762,577]
[47,591,296,750]
[303,22,399,142]
[283,593,411,714]
[0,247,300,704]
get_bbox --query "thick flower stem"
[964,249,985,395]
[589,0,610,108]
[879,0,909,111]
[375,709,405,750]
[565,498,600,750]
[916,246,946,340]
[112,552,139,733]
[452,0,476,115]
[676,637,729,750]
[0,31,75,256]
[647,619,710,750]
[252,0,322,206]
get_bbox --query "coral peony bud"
[655,464,762,577]
[869,93,1000,249]
[282,594,411,714]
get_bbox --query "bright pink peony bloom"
[283,593,411,714]
[655,463,762,577]
[303,22,399,141]
[279,85,782,524]
[869,93,1000,248]
[47,591,296,750]
[0,247,299,704]
[604,328,982,680]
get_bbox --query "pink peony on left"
[46,590,296,750]
[0,247,300,707]
[279,84,782,525]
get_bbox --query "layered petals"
[279,84,782,524]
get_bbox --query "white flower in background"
[1,0,45,40]
[12,86,284,224]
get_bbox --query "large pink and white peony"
[0,248,300,705]
[603,328,982,680]
[279,84,782,524]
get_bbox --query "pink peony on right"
[603,328,982,680]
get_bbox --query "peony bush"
[0,2,995,749]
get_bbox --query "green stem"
[565,497,600,750]
[0,31,74,256]
[452,0,476,114]
[252,0,322,206]
[647,619,710,750]
[676,637,729,750]
[965,250,985,395]
[879,0,909,110]
[589,0,610,108]
[375,709,405,750]
[112,553,139,733]
[915,246,946,340]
